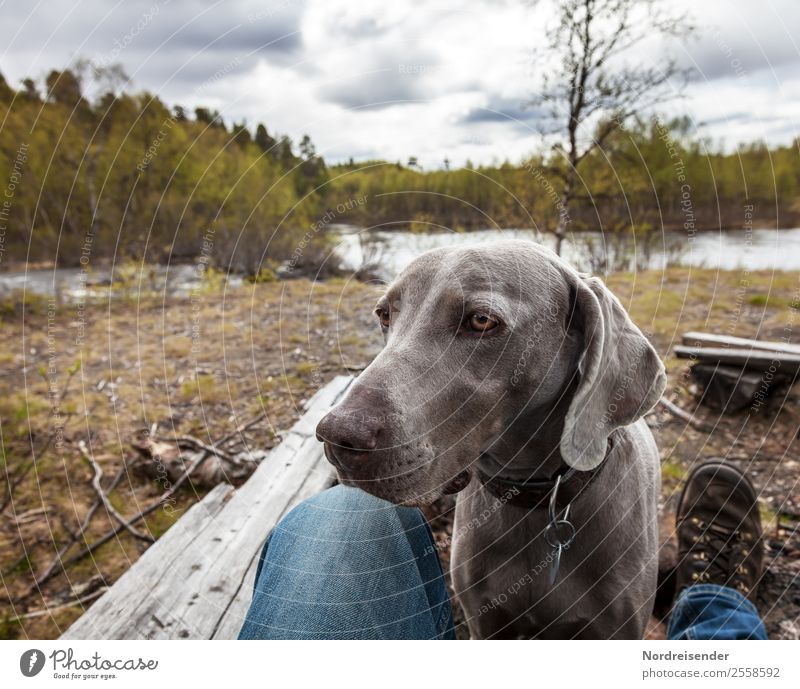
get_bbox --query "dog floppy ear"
[560,273,666,471]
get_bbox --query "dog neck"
[476,377,578,483]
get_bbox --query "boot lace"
[685,517,755,596]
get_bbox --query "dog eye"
[376,307,391,329]
[467,313,498,332]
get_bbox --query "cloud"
[681,0,800,83]
[0,0,797,166]
[458,96,548,126]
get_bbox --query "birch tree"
[531,0,694,254]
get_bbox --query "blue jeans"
[238,485,767,640]
[667,584,767,640]
[238,485,454,639]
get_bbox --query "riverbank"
[1,267,798,639]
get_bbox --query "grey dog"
[316,240,666,639]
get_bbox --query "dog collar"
[476,440,612,587]
[475,438,612,510]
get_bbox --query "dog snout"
[316,387,391,472]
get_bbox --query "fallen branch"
[7,507,48,525]
[31,466,126,589]
[31,439,219,590]
[78,441,154,544]
[218,412,267,449]
[58,448,215,573]
[656,397,714,432]
[155,434,241,466]
[10,588,107,621]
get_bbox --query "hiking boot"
[675,460,763,602]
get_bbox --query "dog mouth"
[442,469,472,494]
[337,467,472,505]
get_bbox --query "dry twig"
[656,397,714,433]
[78,441,154,544]
[57,448,215,572]
[154,433,241,466]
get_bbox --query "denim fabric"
[239,485,768,640]
[238,485,455,639]
[667,583,767,640]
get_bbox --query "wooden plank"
[682,331,800,356]
[61,375,352,640]
[211,445,336,639]
[674,345,800,373]
[60,482,235,639]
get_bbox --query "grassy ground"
[0,273,385,639]
[1,265,798,639]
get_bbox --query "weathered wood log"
[61,375,352,640]
[674,345,800,374]
[60,482,234,639]
[690,364,767,412]
[682,331,800,356]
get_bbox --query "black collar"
[476,438,613,509]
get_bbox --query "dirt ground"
[1,266,798,639]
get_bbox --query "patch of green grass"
[143,501,185,538]
[245,267,278,284]
[107,490,127,514]
[0,393,49,435]
[295,361,318,376]
[164,335,193,358]
[747,294,771,307]
[180,374,225,403]
[661,459,687,483]
[0,289,49,321]
[760,505,779,530]
[199,266,227,293]
[2,554,32,577]
[0,615,22,640]
[281,373,304,389]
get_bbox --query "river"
[335,226,800,282]
[2,226,797,298]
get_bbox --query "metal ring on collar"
[544,519,576,548]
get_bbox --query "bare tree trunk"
[532,0,693,257]
[555,176,572,256]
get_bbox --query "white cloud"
[1,0,797,165]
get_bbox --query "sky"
[1,0,798,168]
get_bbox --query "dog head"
[316,240,666,505]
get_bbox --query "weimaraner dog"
[316,240,666,639]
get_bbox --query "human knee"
[274,484,427,547]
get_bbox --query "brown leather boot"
[675,460,764,602]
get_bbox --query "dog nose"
[316,405,384,471]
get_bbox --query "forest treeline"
[1,64,798,273]
[0,65,327,274]
[328,119,800,236]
